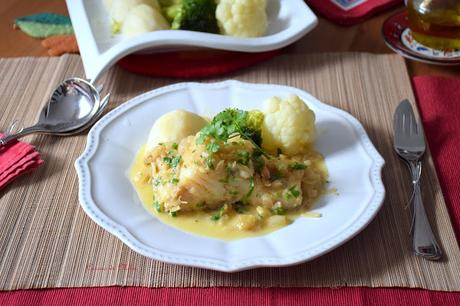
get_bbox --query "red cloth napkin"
[412,76,460,242]
[1,76,459,305]
[0,133,44,190]
[306,0,402,25]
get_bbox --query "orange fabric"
[41,34,79,56]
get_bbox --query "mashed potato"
[145,109,208,157]
[261,95,316,155]
[215,0,267,37]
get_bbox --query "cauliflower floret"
[121,3,169,36]
[110,0,159,23]
[215,0,267,37]
[261,95,316,156]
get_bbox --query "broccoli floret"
[169,0,219,33]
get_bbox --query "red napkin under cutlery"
[413,76,460,242]
[306,0,402,25]
[0,133,44,190]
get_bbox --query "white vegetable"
[145,109,208,157]
[261,95,316,156]
[216,0,267,37]
[109,0,161,23]
[121,3,169,36]
[103,0,113,10]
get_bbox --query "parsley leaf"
[289,162,307,170]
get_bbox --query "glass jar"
[407,0,460,50]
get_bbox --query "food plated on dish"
[130,95,328,240]
[66,0,318,80]
[105,0,268,38]
[75,81,384,271]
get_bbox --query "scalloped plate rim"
[75,80,385,272]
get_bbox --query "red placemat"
[306,0,403,25]
[117,49,282,79]
[1,76,459,305]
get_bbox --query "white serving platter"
[66,0,318,81]
[75,81,385,272]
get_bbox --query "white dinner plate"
[75,81,385,272]
[66,0,318,81]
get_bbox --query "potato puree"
[130,145,327,240]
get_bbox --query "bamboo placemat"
[0,54,459,291]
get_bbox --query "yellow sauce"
[130,145,327,240]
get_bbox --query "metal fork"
[393,99,442,260]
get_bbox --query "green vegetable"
[245,176,255,199]
[163,155,182,168]
[197,108,265,154]
[271,203,286,215]
[289,162,307,170]
[169,211,178,217]
[289,186,300,198]
[237,151,250,166]
[171,143,178,150]
[153,177,162,186]
[206,142,220,153]
[211,206,226,221]
[154,201,163,213]
[251,150,265,174]
[168,0,219,33]
[170,177,179,185]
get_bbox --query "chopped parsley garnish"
[206,142,220,153]
[206,156,214,169]
[170,177,179,185]
[153,177,162,186]
[289,186,300,198]
[163,154,181,168]
[196,109,266,156]
[171,142,178,150]
[169,211,177,217]
[245,176,255,199]
[271,203,286,215]
[154,201,162,213]
[237,151,250,166]
[289,162,307,170]
[251,150,265,174]
[211,206,226,221]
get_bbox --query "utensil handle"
[0,126,43,147]
[410,161,442,260]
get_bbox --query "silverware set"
[0,77,109,147]
[393,99,442,260]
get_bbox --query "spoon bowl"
[0,77,102,146]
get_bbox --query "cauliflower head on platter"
[216,0,267,37]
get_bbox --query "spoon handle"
[0,126,45,146]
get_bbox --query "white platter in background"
[75,81,385,272]
[66,0,318,81]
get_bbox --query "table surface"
[1,0,459,78]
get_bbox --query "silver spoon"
[52,93,110,136]
[0,78,102,146]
